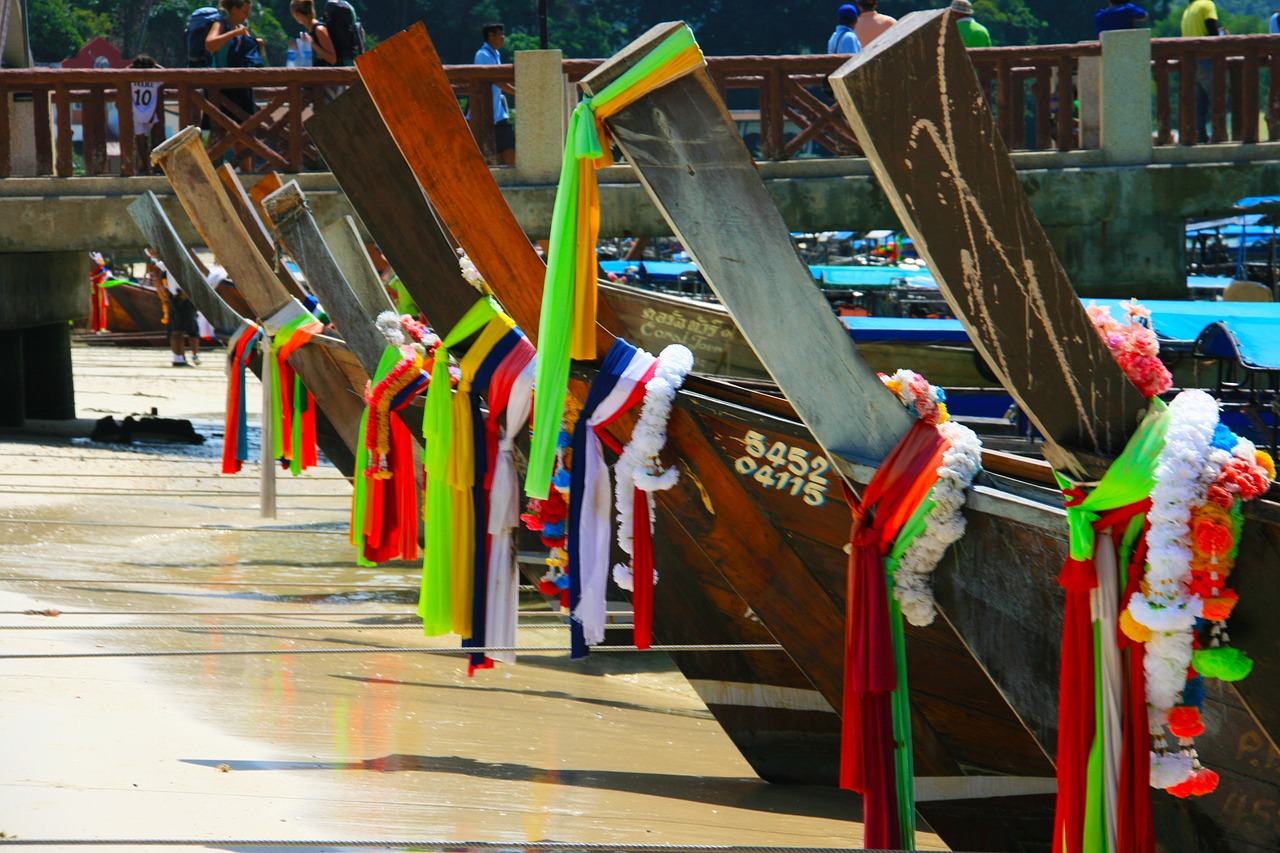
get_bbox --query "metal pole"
[538,0,548,49]
[259,338,277,519]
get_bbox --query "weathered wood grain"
[127,188,357,478]
[263,181,389,376]
[305,83,475,335]
[321,217,394,323]
[829,10,1146,474]
[151,126,366,454]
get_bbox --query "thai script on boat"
[638,307,735,358]
[733,429,829,507]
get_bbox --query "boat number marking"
[733,430,828,507]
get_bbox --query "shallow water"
[0,346,945,851]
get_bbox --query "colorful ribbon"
[841,420,950,850]
[352,343,429,566]
[566,338,657,658]
[222,320,263,474]
[419,297,501,636]
[1052,400,1169,853]
[527,25,705,499]
[270,312,324,476]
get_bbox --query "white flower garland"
[894,419,982,627]
[612,344,694,591]
[1128,390,1218,721]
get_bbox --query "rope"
[0,841,918,852]
[0,520,349,534]
[0,623,634,632]
[0,643,784,660]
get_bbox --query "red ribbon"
[631,487,655,649]
[841,420,949,850]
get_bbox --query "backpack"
[226,33,264,68]
[323,0,365,63]
[186,6,225,68]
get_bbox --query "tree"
[28,0,83,63]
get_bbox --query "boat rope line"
[0,519,349,534]
[0,842,928,852]
[0,608,628,618]
[0,579,423,588]
[0,488,349,498]
[0,622,634,632]
[0,642,784,660]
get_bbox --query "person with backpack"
[203,0,264,121]
[290,0,337,66]
[320,0,364,66]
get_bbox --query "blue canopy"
[841,316,970,343]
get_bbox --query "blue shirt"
[474,42,509,124]
[1271,12,1280,33]
[1095,3,1148,35]
[827,25,862,55]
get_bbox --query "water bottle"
[298,31,312,67]
[286,39,298,68]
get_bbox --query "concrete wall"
[0,250,88,330]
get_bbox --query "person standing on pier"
[949,0,992,47]
[854,0,897,46]
[474,23,517,166]
[827,4,863,54]
[1181,0,1223,144]
[290,0,337,66]
[1095,0,1149,35]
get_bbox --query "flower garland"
[612,344,694,591]
[1119,389,1273,796]
[522,394,582,609]
[878,370,983,626]
[1086,299,1173,399]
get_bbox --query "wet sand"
[0,345,947,851]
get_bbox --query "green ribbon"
[419,297,502,635]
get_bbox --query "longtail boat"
[127,190,357,478]
[345,24,1096,849]
[583,13,1280,851]
[151,127,369,469]
[302,80,847,788]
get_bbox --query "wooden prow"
[151,126,367,453]
[829,10,1146,477]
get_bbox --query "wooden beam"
[580,22,914,476]
[304,82,475,336]
[151,125,366,454]
[263,181,390,376]
[321,216,394,322]
[829,10,1146,475]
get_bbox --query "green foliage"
[28,0,84,62]
[1151,3,1266,37]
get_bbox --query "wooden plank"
[321,216,398,322]
[580,22,914,477]
[115,81,134,177]
[355,26,571,350]
[0,83,10,179]
[33,87,51,176]
[127,191,244,337]
[830,10,1146,475]
[215,164,307,303]
[54,84,71,176]
[82,88,105,175]
[151,125,366,455]
[263,181,389,376]
[126,189,357,479]
[305,82,477,336]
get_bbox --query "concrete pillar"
[1099,28,1153,166]
[0,330,24,427]
[513,49,569,183]
[0,252,88,425]
[6,91,41,177]
[22,322,74,420]
[1077,54,1101,150]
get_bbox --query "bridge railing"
[3,35,1280,178]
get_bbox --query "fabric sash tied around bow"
[526,25,705,500]
[222,320,263,475]
[264,302,324,476]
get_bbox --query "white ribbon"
[260,298,314,336]
[573,349,657,647]
[484,360,535,665]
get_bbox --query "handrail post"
[512,49,566,183]
[1099,28,1152,165]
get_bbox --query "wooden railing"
[3,35,1280,179]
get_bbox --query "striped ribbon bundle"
[221,320,263,474]
[526,25,705,500]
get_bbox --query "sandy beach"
[0,344,944,852]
